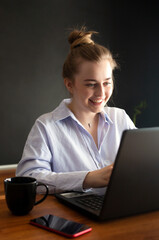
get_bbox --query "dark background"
[0,0,159,165]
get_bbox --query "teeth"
[92,99,103,103]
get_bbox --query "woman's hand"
[83,164,113,189]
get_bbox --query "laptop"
[55,127,159,221]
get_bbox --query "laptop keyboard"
[75,195,104,211]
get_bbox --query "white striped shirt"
[16,99,136,193]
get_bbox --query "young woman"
[16,27,136,193]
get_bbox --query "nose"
[95,84,105,97]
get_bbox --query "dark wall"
[109,0,159,127]
[0,0,159,165]
[0,0,111,165]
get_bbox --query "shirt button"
[99,163,103,168]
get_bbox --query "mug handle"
[34,182,49,205]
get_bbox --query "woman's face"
[65,58,113,115]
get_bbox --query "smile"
[89,98,105,104]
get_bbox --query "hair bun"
[68,27,97,50]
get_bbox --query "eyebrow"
[84,78,112,82]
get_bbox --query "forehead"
[75,59,112,80]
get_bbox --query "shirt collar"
[100,107,113,125]
[52,99,113,125]
[52,99,75,121]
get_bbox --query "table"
[2,195,159,239]
[1,171,159,240]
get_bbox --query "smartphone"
[30,214,92,238]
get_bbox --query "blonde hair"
[62,27,117,81]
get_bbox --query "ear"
[64,78,73,94]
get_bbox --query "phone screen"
[30,214,92,238]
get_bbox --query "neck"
[67,101,99,148]
[67,102,99,129]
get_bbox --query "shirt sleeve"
[16,119,89,194]
[124,110,137,130]
[19,168,89,194]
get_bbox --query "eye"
[85,83,96,88]
[103,81,112,86]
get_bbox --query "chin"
[89,106,104,113]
